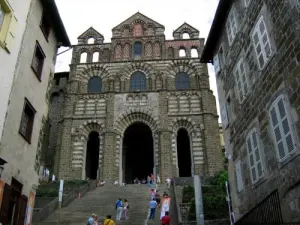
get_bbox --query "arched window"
[130,71,146,91]
[182,33,190,39]
[179,49,186,57]
[191,48,198,58]
[88,77,102,93]
[80,52,87,63]
[175,72,190,90]
[88,38,94,44]
[92,52,99,62]
[134,42,142,57]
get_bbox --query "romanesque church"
[47,12,223,183]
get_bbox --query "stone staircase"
[33,183,170,225]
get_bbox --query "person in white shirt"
[166,178,171,189]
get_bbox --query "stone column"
[159,131,173,181]
[102,93,117,181]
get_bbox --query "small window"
[31,41,46,80]
[226,8,238,45]
[179,49,186,57]
[246,128,264,183]
[80,52,87,63]
[182,33,190,39]
[88,38,94,44]
[234,58,249,102]
[130,71,146,91]
[19,99,36,143]
[252,16,272,69]
[0,0,16,51]
[235,160,244,192]
[191,48,198,58]
[167,47,174,58]
[40,13,51,40]
[269,95,296,161]
[92,52,99,62]
[134,42,142,57]
[88,77,102,93]
[175,72,190,90]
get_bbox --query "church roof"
[77,27,104,39]
[173,22,199,34]
[112,12,165,30]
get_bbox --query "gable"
[77,27,104,39]
[173,22,199,34]
[112,12,165,31]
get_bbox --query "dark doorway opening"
[123,122,153,184]
[86,131,100,179]
[177,128,192,177]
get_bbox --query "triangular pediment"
[173,22,199,34]
[112,12,165,31]
[77,27,104,39]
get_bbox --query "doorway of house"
[177,128,192,177]
[122,122,154,184]
[85,131,100,179]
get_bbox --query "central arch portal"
[122,122,154,184]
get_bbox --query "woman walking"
[121,199,129,220]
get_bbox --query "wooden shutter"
[17,195,28,225]
[0,183,12,225]
[5,14,17,53]
[269,96,295,160]
[221,103,229,128]
[213,54,220,74]
[235,160,243,192]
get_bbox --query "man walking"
[148,198,157,220]
[115,198,123,220]
[161,211,171,225]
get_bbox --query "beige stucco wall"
[0,0,32,141]
[0,0,58,197]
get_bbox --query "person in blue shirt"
[115,198,123,220]
[87,213,96,225]
[148,198,157,220]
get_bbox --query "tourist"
[155,190,161,208]
[157,174,161,184]
[87,213,96,225]
[148,198,157,220]
[134,177,138,184]
[161,211,171,225]
[93,215,102,225]
[104,215,115,225]
[166,178,171,189]
[121,199,129,220]
[160,193,171,219]
[151,173,154,183]
[115,198,123,220]
[147,175,151,187]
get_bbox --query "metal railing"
[235,190,284,225]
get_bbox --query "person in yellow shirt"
[103,215,115,225]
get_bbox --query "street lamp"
[0,158,7,179]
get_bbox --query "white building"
[0,0,70,224]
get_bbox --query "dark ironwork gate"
[235,190,283,225]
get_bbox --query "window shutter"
[5,14,17,53]
[17,195,28,225]
[213,54,221,74]
[234,68,243,102]
[269,96,296,161]
[221,103,229,128]
[0,184,13,225]
[235,160,243,192]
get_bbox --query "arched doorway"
[122,122,153,183]
[85,131,100,179]
[177,128,192,177]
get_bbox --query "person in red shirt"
[161,211,171,225]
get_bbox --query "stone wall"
[210,0,300,222]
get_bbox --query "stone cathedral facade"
[48,13,223,182]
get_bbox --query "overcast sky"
[54,0,220,118]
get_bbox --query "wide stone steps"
[33,184,169,225]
